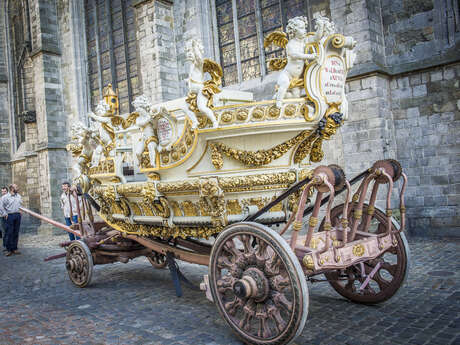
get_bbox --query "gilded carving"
[199,178,226,227]
[153,197,171,218]
[210,143,223,170]
[141,183,156,202]
[141,203,155,217]
[352,244,365,257]
[182,201,199,216]
[267,105,281,119]
[117,183,143,196]
[236,109,249,121]
[220,111,234,124]
[170,201,183,217]
[130,203,143,216]
[226,199,242,215]
[284,104,297,117]
[293,112,344,164]
[199,199,211,216]
[252,107,265,120]
[219,172,296,190]
[157,179,200,193]
[211,131,311,167]
[310,138,324,163]
[89,158,115,176]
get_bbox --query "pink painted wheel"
[320,203,410,304]
[209,222,308,345]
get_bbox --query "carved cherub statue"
[315,15,336,41]
[67,121,97,178]
[265,16,326,108]
[185,39,223,128]
[132,95,159,168]
[88,100,115,168]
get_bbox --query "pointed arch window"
[8,0,33,148]
[84,0,140,114]
[214,0,310,86]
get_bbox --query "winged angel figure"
[264,16,330,108]
[87,100,129,168]
[185,39,223,128]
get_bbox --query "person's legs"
[64,217,75,241]
[11,213,21,252]
[5,215,14,254]
[71,215,80,240]
[1,218,7,249]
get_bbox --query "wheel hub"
[232,267,269,302]
[66,255,83,273]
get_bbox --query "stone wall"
[135,0,180,103]
[0,2,11,188]
[391,63,460,237]
[381,0,460,73]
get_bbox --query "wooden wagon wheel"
[147,251,167,269]
[209,222,308,345]
[66,240,94,288]
[320,203,410,304]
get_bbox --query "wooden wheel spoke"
[217,275,236,294]
[217,255,233,270]
[267,301,287,333]
[255,238,267,256]
[224,296,245,316]
[270,274,290,292]
[256,304,271,338]
[239,299,256,331]
[373,272,391,291]
[264,255,282,276]
[223,239,242,259]
[239,235,253,254]
[381,262,398,277]
[271,291,293,312]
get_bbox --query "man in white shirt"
[1,186,8,250]
[60,182,81,241]
[0,184,22,256]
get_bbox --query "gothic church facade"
[0,0,458,236]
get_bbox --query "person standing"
[0,184,22,256]
[0,186,7,251]
[60,182,81,241]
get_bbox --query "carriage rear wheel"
[320,203,410,304]
[209,222,308,345]
[66,240,94,288]
[147,251,167,269]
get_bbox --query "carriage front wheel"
[66,240,94,288]
[209,222,308,345]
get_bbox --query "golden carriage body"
[23,24,410,345]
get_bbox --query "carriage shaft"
[124,234,210,266]
[19,207,82,238]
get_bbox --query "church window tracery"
[215,0,309,86]
[84,0,139,114]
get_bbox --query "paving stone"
[0,233,459,344]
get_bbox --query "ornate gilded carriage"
[23,17,410,345]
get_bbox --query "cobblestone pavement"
[0,233,458,345]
